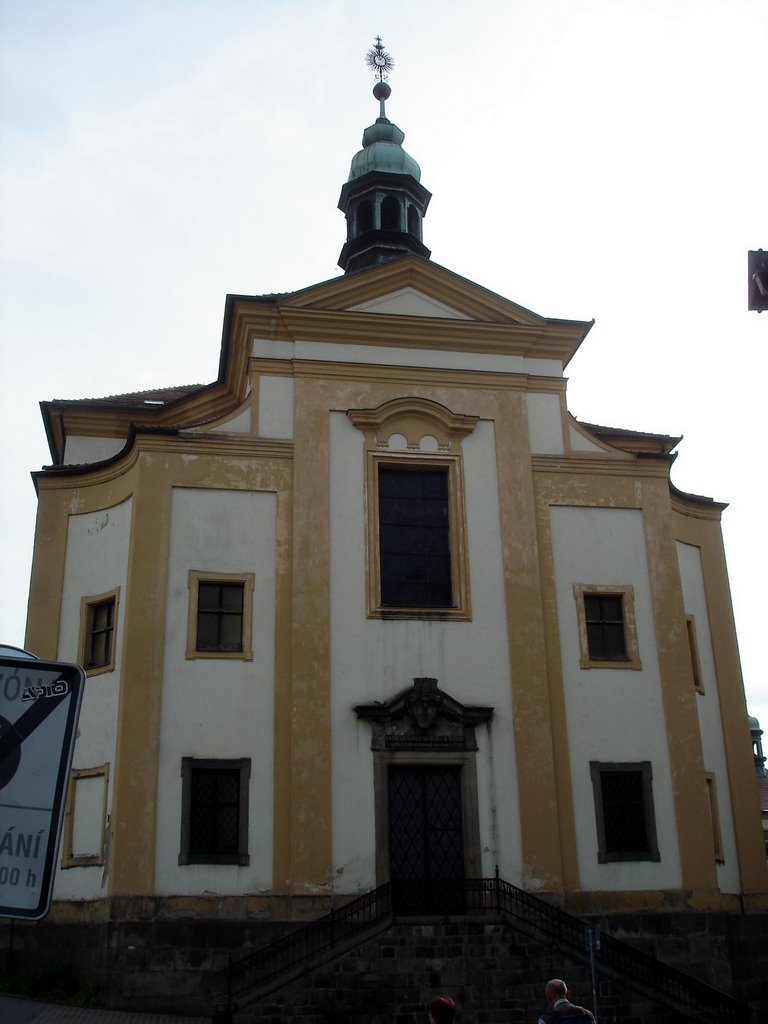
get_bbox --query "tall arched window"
[381,196,400,231]
[407,204,420,238]
[356,200,373,236]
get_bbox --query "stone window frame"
[62,763,110,868]
[590,760,660,863]
[573,583,642,670]
[686,614,705,694]
[705,772,725,864]
[185,571,255,661]
[179,757,251,866]
[78,588,120,677]
[348,397,477,621]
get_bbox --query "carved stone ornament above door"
[355,677,493,752]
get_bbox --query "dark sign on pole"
[0,653,85,920]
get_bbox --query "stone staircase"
[228,916,682,1024]
[211,879,756,1024]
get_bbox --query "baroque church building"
[14,43,768,1017]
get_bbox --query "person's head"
[545,979,568,1006]
[428,994,456,1024]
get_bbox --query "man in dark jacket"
[537,979,595,1024]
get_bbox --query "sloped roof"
[49,384,204,407]
[578,420,682,455]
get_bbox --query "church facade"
[20,57,767,948]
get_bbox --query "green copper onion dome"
[338,43,431,274]
[348,83,422,182]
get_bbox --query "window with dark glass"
[179,758,250,865]
[584,593,627,661]
[590,761,660,863]
[686,615,704,691]
[381,195,400,231]
[407,203,420,237]
[357,200,373,235]
[85,598,115,669]
[196,581,244,652]
[378,466,452,608]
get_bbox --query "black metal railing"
[223,882,392,1008]
[467,875,750,1024]
[217,876,752,1024]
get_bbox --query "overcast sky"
[1,0,765,733]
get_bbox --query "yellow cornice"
[43,264,585,460]
[34,432,293,490]
[286,359,566,393]
[670,493,725,520]
[271,306,583,362]
[43,263,584,464]
[532,454,669,478]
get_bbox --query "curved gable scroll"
[347,397,478,452]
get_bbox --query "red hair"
[429,995,457,1024]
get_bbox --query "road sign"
[0,654,85,920]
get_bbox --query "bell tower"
[338,38,431,274]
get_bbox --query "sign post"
[0,652,85,920]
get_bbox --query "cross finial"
[365,36,394,82]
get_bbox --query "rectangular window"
[78,589,119,675]
[186,572,255,660]
[62,764,110,868]
[686,615,704,693]
[590,761,660,862]
[706,772,725,863]
[179,758,250,865]
[197,581,244,651]
[584,593,626,660]
[574,585,641,670]
[379,465,452,608]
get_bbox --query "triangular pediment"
[347,287,473,320]
[281,256,547,327]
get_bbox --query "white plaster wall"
[329,413,521,893]
[63,436,126,466]
[349,288,472,319]
[154,487,276,895]
[569,425,607,453]
[251,338,563,379]
[527,393,564,455]
[53,498,132,900]
[206,405,252,434]
[676,540,740,892]
[258,375,294,439]
[549,505,682,890]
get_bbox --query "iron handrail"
[469,876,750,1024]
[226,882,392,1003]
[219,876,752,1024]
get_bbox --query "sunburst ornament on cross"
[365,36,394,82]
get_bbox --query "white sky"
[1,0,766,733]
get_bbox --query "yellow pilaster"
[25,488,70,659]
[642,479,718,901]
[286,376,332,891]
[672,504,768,899]
[495,392,574,890]
[109,454,171,895]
